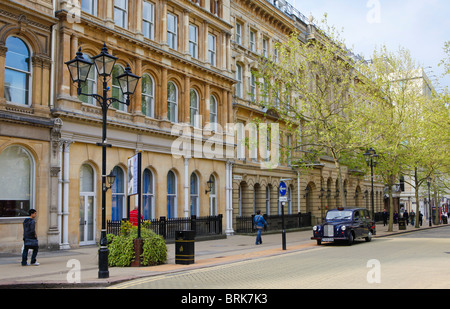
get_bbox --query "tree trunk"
[335,160,347,208]
[414,167,420,228]
[388,176,394,232]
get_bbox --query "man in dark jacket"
[22,209,39,266]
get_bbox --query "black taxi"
[311,208,376,245]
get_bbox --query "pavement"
[0,222,446,289]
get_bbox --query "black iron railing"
[235,212,311,233]
[107,214,223,240]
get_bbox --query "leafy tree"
[255,18,375,209]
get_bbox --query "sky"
[290,0,450,92]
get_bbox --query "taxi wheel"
[347,232,354,246]
[316,239,322,245]
[365,231,372,242]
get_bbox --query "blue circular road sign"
[279,181,287,196]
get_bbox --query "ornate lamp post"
[65,44,140,279]
[364,148,378,220]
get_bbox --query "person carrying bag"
[254,210,268,245]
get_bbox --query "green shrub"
[107,234,135,267]
[142,233,167,266]
[107,221,167,267]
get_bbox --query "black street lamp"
[65,44,140,279]
[364,148,378,220]
[427,177,432,227]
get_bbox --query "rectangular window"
[287,134,292,166]
[167,13,178,50]
[114,0,128,29]
[250,72,256,102]
[250,30,255,52]
[262,38,268,57]
[236,64,243,98]
[143,1,154,39]
[81,0,97,15]
[189,24,198,59]
[236,22,242,45]
[208,33,216,66]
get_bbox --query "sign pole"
[137,152,142,238]
[281,201,286,250]
[279,181,287,250]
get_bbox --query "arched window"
[0,146,34,217]
[209,175,217,216]
[167,170,177,218]
[190,173,199,216]
[143,168,154,220]
[4,36,31,106]
[167,82,178,122]
[141,74,154,118]
[190,89,199,127]
[79,54,97,105]
[111,166,126,221]
[209,95,217,131]
[112,65,126,111]
[80,164,96,244]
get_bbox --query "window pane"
[5,37,30,72]
[190,173,198,194]
[189,24,198,58]
[115,0,126,9]
[142,74,154,117]
[112,166,124,220]
[4,68,29,105]
[80,164,94,192]
[0,146,32,217]
[112,65,125,110]
[168,82,177,122]
[81,0,96,15]
[143,1,154,39]
[167,171,176,194]
[167,13,177,49]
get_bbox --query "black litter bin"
[398,218,406,230]
[442,216,448,224]
[175,230,195,265]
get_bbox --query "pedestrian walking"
[21,209,39,266]
[404,210,409,225]
[382,209,388,226]
[410,211,415,226]
[394,211,398,224]
[419,211,423,226]
[254,210,268,245]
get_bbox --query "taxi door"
[360,209,370,237]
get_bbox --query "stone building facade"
[0,0,384,253]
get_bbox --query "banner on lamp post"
[128,152,141,196]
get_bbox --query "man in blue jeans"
[254,210,268,245]
[22,209,39,266]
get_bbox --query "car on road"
[311,208,376,245]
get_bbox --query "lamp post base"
[98,246,109,279]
